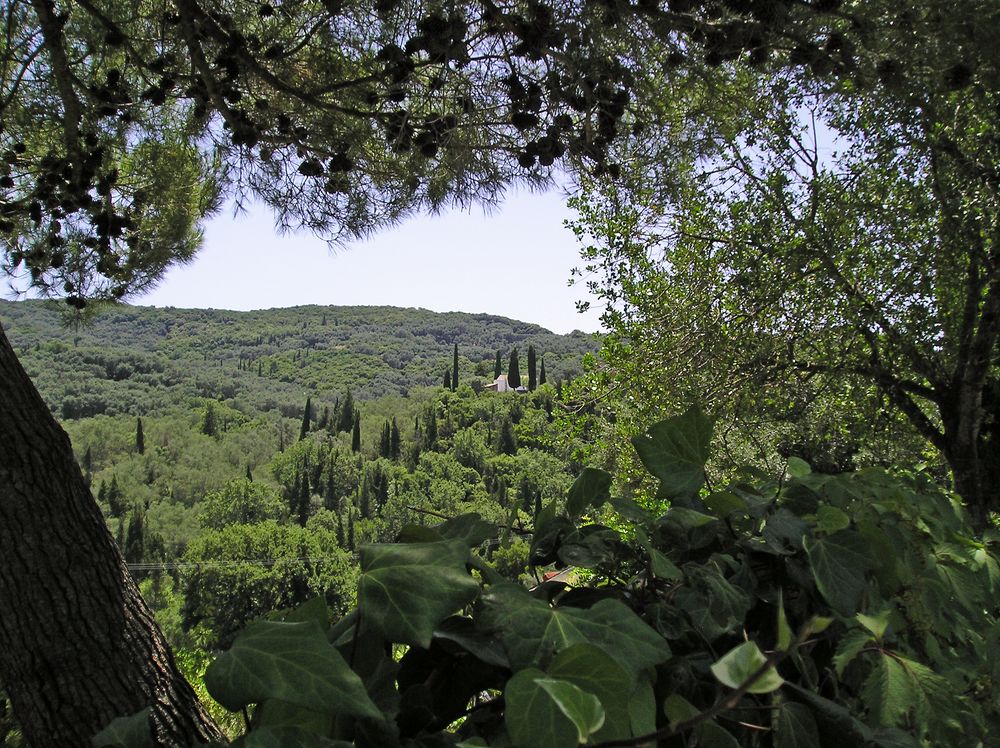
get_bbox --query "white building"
[486,374,512,392]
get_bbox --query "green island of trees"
[0,0,998,744]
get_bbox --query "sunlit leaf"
[631,406,713,503]
[710,641,784,694]
[535,678,605,742]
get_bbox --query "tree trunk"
[941,391,993,531]
[0,322,224,746]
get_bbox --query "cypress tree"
[347,509,355,550]
[390,418,401,461]
[379,420,391,458]
[288,471,302,515]
[107,476,126,519]
[508,348,521,389]
[297,472,311,527]
[135,418,145,455]
[336,511,345,547]
[452,343,459,391]
[83,446,93,474]
[299,396,312,441]
[246,464,254,482]
[324,469,340,512]
[360,475,371,520]
[351,410,361,453]
[337,390,355,433]
[317,406,329,431]
[444,368,451,389]
[498,417,518,455]
[527,345,537,391]
[539,358,546,386]
[123,507,146,567]
[494,350,502,379]
[200,401,218,437]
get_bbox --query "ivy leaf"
[358,540,479,647]
[535,678,605,742]
[549,643,632,740]
[787,457,812,478]
[815,505,850,534]
[704,490,749,518]
[279,596,329,630]
[783,684,879,744]
[396,525,443,543]
[254,699,333,735]
[762,508,809,553]
[435,513,497,547]
[609,497,653,524]
[480,584,670,676]
[628,676,656,737]
[804,530,875,616]
[774,702,820,748]
[710,641,784,694]
[631,406,713,503]
[566,467,612,518]
[663,693,700,727]
[235,727,352,747]
[674,565,751,641]
[699,720,740,747]
[659,507,718,531]
[649,548,683,581]
[504,668,578,748]
[204,620,380,719]
[434,616,510,668]
[91,707,152,748]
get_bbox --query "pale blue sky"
[135,187,604,335]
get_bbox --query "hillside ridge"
[0,299,598,419]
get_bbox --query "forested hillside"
[3,0,999,742]
[0,299,602,741]
[0,300,596,418]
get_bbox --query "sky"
[134,187,605,335]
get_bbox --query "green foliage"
[100,407,1000,747]
[198,480,287,530]
[204,619,380,719]
[181,522,356,649]
[91,708,152,748]
[1,302,596,420]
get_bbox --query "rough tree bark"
[0,321,224,746]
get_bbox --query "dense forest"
[0,300,596,417]
[2,0,999,744]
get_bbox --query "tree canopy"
[568,1,1000,525]
[4,0,976,306]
